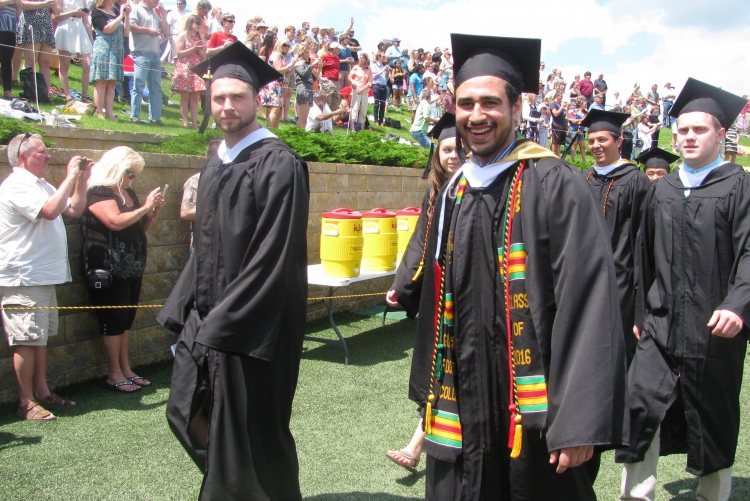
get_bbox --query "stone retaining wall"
[38,125,167,151]
[0,147,426,403]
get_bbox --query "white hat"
[330,42,341,49]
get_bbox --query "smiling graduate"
[408,33,628,501]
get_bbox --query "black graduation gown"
[583,163,650,363]
[390,188,431,317]
[616,163,750,477]
[410,157,628,500]
[162,136,310,500]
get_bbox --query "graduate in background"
[618,78,750,501]
[408,34,628,501]
[635,147,680,182]
[159,42,310,501]
[581,109,651,364]
[386,113,461,473]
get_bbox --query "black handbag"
[84,221,113,290]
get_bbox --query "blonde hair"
[95,0,109,7]
[295,44,308,57]
[87,147,145,202]
[358,52,370,66]
[275,39,290,52]
[182,13,203,33]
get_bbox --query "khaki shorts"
[408,97,420,111]
[1,285,58,346]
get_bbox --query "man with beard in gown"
[618,78,750,501]
[408,34,629,501]
[158,42,310,500]
[581,109,651,364]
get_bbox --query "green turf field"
[1,312,748,500]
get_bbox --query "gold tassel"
[411,262,424,282]
[424,396,434,435]
[510,415,523,458]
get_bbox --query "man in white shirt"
[208,7,222,34]
[162,0,189,64]
[306,91,347,133]
[309,25,321,45]
[0,133,90,421]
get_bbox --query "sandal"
[386,449,419,473]
[123,367,151,387]
[17,401,56,421]
[103,380,141,393]
[35,392,75,409]
[127,375,151,387]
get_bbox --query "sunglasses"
[126,170,137,179]
[225,19,235,23]
[16,131,32,159]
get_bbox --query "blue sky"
[212,0,749,98]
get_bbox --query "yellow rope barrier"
[0,292,390,310]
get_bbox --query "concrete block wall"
[0,146,426,403]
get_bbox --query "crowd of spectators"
[525,65,749,161]
[0,1,748,148]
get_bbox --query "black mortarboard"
[191,41,282,90]
[635,147,680,171]
[422,113,457,179]
[580,109,630,134]
[428,113,456,142]
[668,77,745,129]
[450,34,540,93]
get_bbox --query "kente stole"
[424,141,555,461]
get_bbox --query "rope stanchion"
[0,291,390,311]
[30,27,41,120]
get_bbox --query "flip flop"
[35,392,75,408]
[103,380,141,393]
[17,401,56,421]
[127,375,151,387]
[386,449,419,473]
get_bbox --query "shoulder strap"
[83,201,113,273]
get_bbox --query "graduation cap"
[635,147,680,172]
[428,112,456,142]
[668,77,745,129]
[423,113,457,179]
[191,41,282,91]
[191,42,282,133]
[580,109,631,135]
[450,34,541,93]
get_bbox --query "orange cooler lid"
[362,208,396,218]
[322,208,362,219]
[396,207,422,216]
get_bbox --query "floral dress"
[90,9,123,82]
[17,0,55,46]
[171,34,206,93]
[259,58,282,108]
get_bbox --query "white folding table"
[306,264,396,365]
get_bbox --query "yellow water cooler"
[361,208,398,271]
[320,208,364,277]
[395,207,422,264]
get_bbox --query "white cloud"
[196,0,749,99]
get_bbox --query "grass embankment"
[8,62,750,169]
[1,311,749,500]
